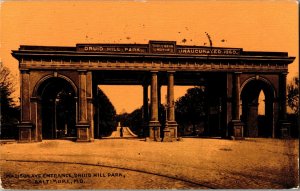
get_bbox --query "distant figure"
[120,126,123,138]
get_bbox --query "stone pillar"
[150,72,158,121]
[148,71,161,141]
[233,72,241,120]
[86,71,94,141]
[164,71,177,141]
[78,71,88,123]
[142,84,149,137]
[157,84,162,121]
[167,72,175,122]
[18,69,34,142]
[31,96,42,142]
[225,73,233,138]
[21,70,30,122]
[95,87,101,138]
[76,70,90,141]
[279,73,290,138]
[230,72,244,140]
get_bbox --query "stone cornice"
[12,41,295,74]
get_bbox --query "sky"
[0,0,298,114]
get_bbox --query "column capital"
[233,72,242,75]
[167,71,176,73]
[30,96,42,102]
[78,70,88,74]
[20,69,30,74]
[142,83,149,87]
[150,70,159,74]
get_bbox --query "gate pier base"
[279,120,291,138]
[230,120,245,140]
[76,123,90,142]
[17,122,34,143]
[148,121,161,141]
[162,121,178,142]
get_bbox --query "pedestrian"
[120,126,123,138]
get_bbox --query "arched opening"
[241,79,275,138]
[37,78,77,139]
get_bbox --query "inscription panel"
[149,41,176,54]
[177,47,241,55]
[77,44,148,53]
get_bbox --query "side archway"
[240,77,276,137]
[34,75,77,140]
[32,74,78,98]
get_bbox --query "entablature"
[18,59,289,73]
[12,40,295,73]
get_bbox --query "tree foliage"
[0,65,19,120]
[175,86,208,135]
[287,77,299,114]
[0,64,20,138]
[0,65,15,109]
[96,88,117,137]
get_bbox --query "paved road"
[0,138,299,189]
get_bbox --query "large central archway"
[37,77,77,139]
[240,77,276,138]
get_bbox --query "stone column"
[76,70,90,141]
[21,70,31,122]
[30,96,42,142]
[164,71,177,141]
[78,70,87,123]
[150,72,158,121]
[86,71,94,141]
[18,69,34,142]
[167,72,175,122]
[225,73,233,138]
[230,72,244,140]
[148,71,161,141]
[233,72,241,120]
[142,84,149,137]
[95,87,100,138]
[157,84,162,121]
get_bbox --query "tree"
[96,88,117,137]
[287,77,299,114]
[175,86,208,136]
[0,64,20,138]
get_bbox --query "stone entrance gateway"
[12,40,295,142]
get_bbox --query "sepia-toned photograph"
[0,0,299,189]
